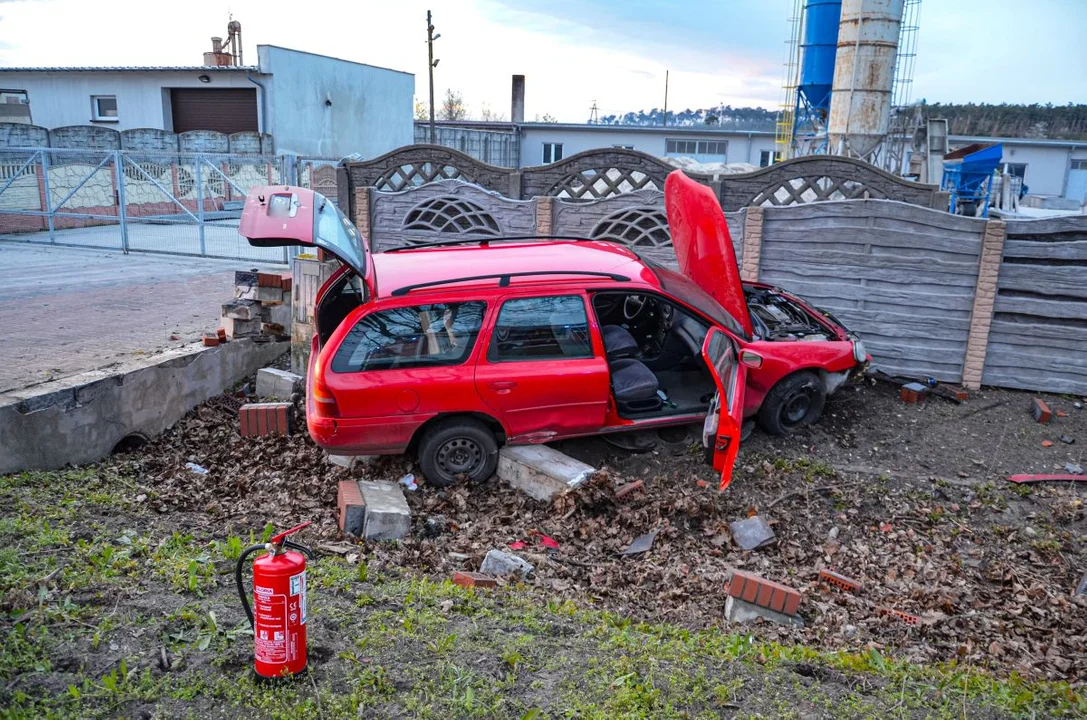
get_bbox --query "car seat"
[601,325,638,360]
[610,358,662,414]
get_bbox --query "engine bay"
[746,288,833,342]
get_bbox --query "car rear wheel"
[757,371,826,435]
[418,418,499,487]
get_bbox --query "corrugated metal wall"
[757,199,985,381]
[982,216,1087,394]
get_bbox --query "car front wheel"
[757,371,827,435]
[418,418,499,487]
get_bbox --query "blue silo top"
[798,0,841,116]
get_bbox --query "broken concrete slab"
[497,445,594,502]
[725,596,804,628]
[256,367,303,400]
[327,454,375,470]
[0,339,287,474]
[729,515,776,551]
[480,549,534,577]
[262,301,293,330]
[222,299,261,321]
[221,316,261,339]
[358,481,411,541]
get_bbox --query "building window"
[332,302,487,373]
[490,295,592,361]
[1071,159,1087,170]
[665,139,727,158]
[542,143,563,164]
[0,89,31,123]
[1001,162,1027,180]
[759,150,774,167]
[91,95,118,122]
[612,144,635,150]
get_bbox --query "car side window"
[332,301,486,372]
[490,295,593,361]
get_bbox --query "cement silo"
[827,0,905,158]
[797,0,842,120]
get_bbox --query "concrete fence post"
[509,171,522,199]
[740,205,765,281]
[535,196,554,236]
[354,186,371,244]
[961,219,1007,390]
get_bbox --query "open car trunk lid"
[240,185,373,295]
[664,170,753,337]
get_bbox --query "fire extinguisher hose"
[235,544,267,629]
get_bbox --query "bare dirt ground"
[2,375,1085,717]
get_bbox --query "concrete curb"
[0,339,288,474]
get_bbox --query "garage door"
[170,88,258,134]
[1066,159,1087,204]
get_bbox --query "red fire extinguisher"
[235,521,315,679]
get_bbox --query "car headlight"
[852,340,867,363]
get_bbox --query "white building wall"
[518,125,777,168]
[1,70,261,132]
[258,46,413,159]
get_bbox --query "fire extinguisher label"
[290,570,307,625]
[253,591,288,664]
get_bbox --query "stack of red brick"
[207,270,293,346]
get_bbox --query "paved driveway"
[0,242,285,392]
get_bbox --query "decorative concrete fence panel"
[549,188,744,268]
[756,200,987,382]
[982,216,1087,394]
[368,179,537,252]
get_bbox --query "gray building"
[0,45,414,158]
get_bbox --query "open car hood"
[239,185,370,280]
[664,170,752,336]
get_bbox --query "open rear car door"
[239,185,374,298]
[701,327,748,490]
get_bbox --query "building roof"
[417,119,776,136]
[0,65,257,73]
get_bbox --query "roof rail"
[384,235,600,252]
[390,270,630,297]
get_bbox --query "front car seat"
[610,358,662,414]
[601,325,638,360]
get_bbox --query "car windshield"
[643,258,749,340]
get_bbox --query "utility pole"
[663,70,669,128]
[427,10,440,144]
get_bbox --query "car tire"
[418,418,499,487]
[757,371,826,436]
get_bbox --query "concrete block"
[221,316,260,339]
[480,549,534,577]
[256,286,284,303]
[262,301,293,329]
[256,367,304,400]
[337,480,365,536]
[359,481,411,541]
[327,454,375,469]
[497,444,595,502]
[222,299,261,321]
[725,595,804,628]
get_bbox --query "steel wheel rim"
[781,390,813,427]
[436,437,483,478]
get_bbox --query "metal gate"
[0,147,291,263]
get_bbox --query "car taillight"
[310,357,340,418]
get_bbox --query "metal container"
[827,0,904,158]
[798,0,842,117]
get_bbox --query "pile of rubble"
[204,270,294,347]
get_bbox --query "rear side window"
[332,302,486,372]
[490,295,592,361]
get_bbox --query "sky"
[0,0,1084,122]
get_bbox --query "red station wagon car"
[240,171,867,489]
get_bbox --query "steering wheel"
[623,295,647,321]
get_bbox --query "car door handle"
[489,381,518,392]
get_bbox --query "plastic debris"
[1059,435,1075,445]
[480,549,534,577]
[620,529,659,555]
[539,535,559,550]
[508,540,526,550]
[184,462,209,475]
[729,515,777,551]
[1066,463,1084,475]
[398,473,418,491]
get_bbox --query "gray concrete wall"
[0,339,287,474]
[982,215,1087,394]
[259,46,413,158]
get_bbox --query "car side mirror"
[739,349,764,369]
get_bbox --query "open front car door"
[701,327,748,490]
